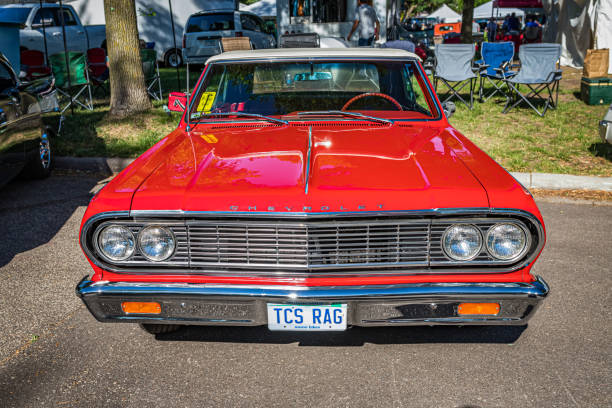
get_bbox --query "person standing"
[486,17,497,42]
[347,0,380,46]
[509,12,520,32]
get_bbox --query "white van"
[69,0,240,67]
[182,10,276,63]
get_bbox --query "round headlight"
[486,223,528,261]
[98,225,135,261]
[138,226,175,262]
[442,224,482,261]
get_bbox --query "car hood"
[130,123,489,213]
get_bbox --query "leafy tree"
[104,0,151,118]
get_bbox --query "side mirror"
[167,92,188,112]
[442,101,456,118]
[0,108,6,126]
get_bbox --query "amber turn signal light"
[457,302,500,315]
[121,301,161,314]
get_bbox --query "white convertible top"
[205,48,421,64]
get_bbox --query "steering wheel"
[341,92,403,111]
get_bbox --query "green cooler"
[581,76,612,105]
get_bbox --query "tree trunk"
[461,0,475,44]
[104,0,151,118]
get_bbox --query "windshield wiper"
[296,110,393,125]
[193,112,288,126]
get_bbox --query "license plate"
[267,304,347,331]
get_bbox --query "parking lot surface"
[0,174,610,407]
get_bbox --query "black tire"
[139,323,182,334]
[23,127,53,179]
[164,49,182,68]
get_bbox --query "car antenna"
[185,94,191,132]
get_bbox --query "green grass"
[45,67,199,158]
[447,73,611,176]
[47,67,612,176]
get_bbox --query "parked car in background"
[279,33,349,48]
[0,3,106,57]
[0,52,52,189]
[182,10,276,62]
[77,48,548,335]
[67,0,238,68]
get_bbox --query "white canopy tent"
[473,1,525,20]
[428,4,461,22]
[543,0,611,73]
[240,0,276,17]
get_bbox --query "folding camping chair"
[476,41,516,102]
[87,47,109,96]
[49,51,93,114]
[140,48,162,100]
[221,37,252,51]
[20,50,51,81]
[502,43,562,117]
[433,43,478,109]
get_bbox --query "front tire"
[139,323,181,334]
[24,128,53,179]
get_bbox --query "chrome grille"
[188,220,430,270]
[189,224,309,267]
[88,215,538,274]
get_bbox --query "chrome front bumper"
[76,276,549,327]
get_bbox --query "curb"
[55,157,612,192]
[510,172,612,192]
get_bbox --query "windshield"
[189,59,439,121]
[186,13,234,32]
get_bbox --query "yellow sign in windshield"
[197,91,216,113]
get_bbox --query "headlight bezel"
[95,224,136,262]
[441,223,484,261]
[137,225,177,262]
[439,220,532,264]
[485,222,531,262]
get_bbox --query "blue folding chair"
[433,44,478,109]
[502,43,562,116]
[476,41,516,102]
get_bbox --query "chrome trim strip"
[128,208,491,218]
[305,126,312,194]
[78,276,549,298]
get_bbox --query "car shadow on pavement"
[155,324,527,346]
[0,174,102,268]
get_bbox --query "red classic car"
[77,48,548,334]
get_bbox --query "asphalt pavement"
[0,174,610,408]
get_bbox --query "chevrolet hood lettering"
[129,125,489,212]
[228,204,385,212]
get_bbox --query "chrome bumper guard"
[76,276,549,327]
